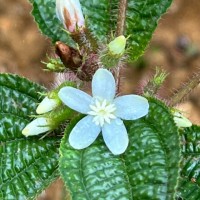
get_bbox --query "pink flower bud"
[56,0,85,33]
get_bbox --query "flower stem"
[115,0,127,92]
[116,0,128,36]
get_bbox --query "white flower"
[36,96,59,114]
[173,111,192,128]
[58,69,149,155]
[56,0,85,33]
[22,117,51,137]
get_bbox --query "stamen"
[88,99,117,126]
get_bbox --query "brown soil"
[0,0,200,199]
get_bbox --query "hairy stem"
[115,0,127,92]
[116,0,128,36]
[169,71,200,106]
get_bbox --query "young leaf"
[0,74,60,199]
[176,125,200,200]
[59,98,180,199]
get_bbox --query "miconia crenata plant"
[0,0,200,200]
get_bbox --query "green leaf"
[59,98,180,199]
[0,74,60,199]
[80,0,117,41]
[29,0,173,61]
[126,0,173,60]
[176,125,200,200]
[29,0,117,45]
[30,0,76,47]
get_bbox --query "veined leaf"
[29,0,117,45]
[80,0,118,41]
[30,0,76,47]
[0,74,60,199]
[176,125,200,200]
[126,0,173,60]
[29,0,173,61]
[59,98,180,199]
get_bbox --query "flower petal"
[36,96,58,114]
[56,0,64,22]
[69,116,101,149]
[22,117,50,137]
[92,69,116,101]
[58,86,92,114]
[102,118,128,155]
[114,95,149,120]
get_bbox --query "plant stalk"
[116,0,128,36]
[169,71,200,106]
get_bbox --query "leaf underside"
[176,126,200,200]
[59,98,180,200]
[0,74,59,200]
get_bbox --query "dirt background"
[0,0,200,199]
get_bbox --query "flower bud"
[56,0,85,33]
[173,111,192,128]
[36,96,60,114]
[22,105,76,137]
[108,35,126,56]
[22,117,51,137]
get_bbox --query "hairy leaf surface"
[29,0,173,61]
[176,126,200,200]
[59,98,180,199]
[0,74,59,199]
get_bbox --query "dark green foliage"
[126,0,172,60]
[30,0,76,47]
[0,74,60,199]
[59,98,180,199]
[29,0,173,61]
[176,126,200,200]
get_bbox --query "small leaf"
[0,74,60,199]
[59,98,180,199]
[176,125,200,200]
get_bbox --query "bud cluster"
[22,82,76,137]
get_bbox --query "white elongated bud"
[108,35,126,56]
[36,96,59,114]
[22,117,51,137]
[56,0,85,33]
[173,112,192,128]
